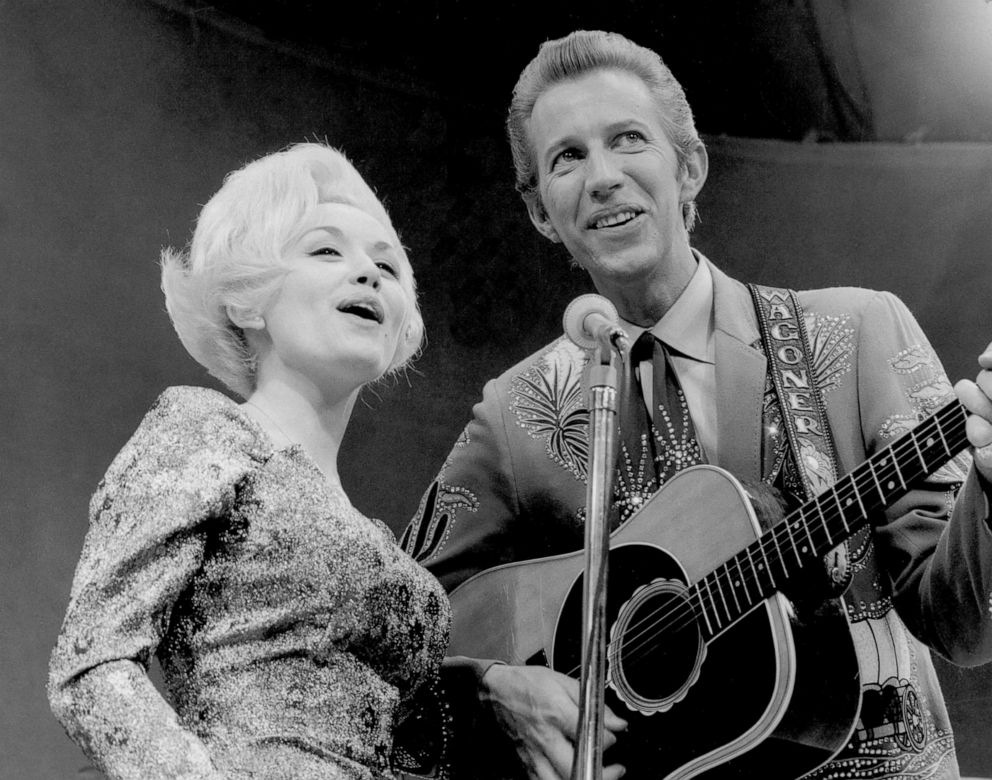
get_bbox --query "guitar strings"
[581,408,965,679]
[566,441,938,681]
[562,405,967,681]
[564,471,861,677]
[601,408,965,678]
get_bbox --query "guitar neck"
[691,399,970,640]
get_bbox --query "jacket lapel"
[706,260,766,481]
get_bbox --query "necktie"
[613,331,702,527]
[648,335,703,476]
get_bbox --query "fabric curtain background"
[3,2,990,776]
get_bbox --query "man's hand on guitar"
[955,345,992,481]
[480,664,628,780]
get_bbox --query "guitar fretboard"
[689,400,969,640]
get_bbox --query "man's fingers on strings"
[604,704,629,733]
[966,414,992,451]
[976,364,992,402]
[956,379,992,428]
[530,739,575,780]
[519,753,557,780]
[603,763,628,780]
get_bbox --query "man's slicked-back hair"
[507,30,703,230]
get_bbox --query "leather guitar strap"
[747,284,840,495]
[747,284,852,588]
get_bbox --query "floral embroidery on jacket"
[508,340,589,482]
[805,312,855,394]
[402,428,479,563]
[878,343,955,441]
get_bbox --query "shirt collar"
[620,253,715,364]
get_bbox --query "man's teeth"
[594,211,637,229]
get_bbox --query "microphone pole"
[562,295,625,780]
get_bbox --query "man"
[408,31,992,779]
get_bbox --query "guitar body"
[449,465,861,779]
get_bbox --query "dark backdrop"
[2,2,991,777]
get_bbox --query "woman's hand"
[480,664,627,780]
[955,345,992,481]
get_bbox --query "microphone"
[563,294,630,353]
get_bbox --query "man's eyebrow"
[605,118,650,133]
[543,117,650,150]
[541,133,578,161]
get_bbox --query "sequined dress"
[49,386,451,780]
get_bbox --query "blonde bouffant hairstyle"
[161,143,424,399]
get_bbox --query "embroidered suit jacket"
[404,259,992,779]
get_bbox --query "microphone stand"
[571,342,621,780]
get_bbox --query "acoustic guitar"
[447,399,970,779]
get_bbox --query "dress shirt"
[620,254,717,461]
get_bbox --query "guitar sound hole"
[553,544,705,716]
[607,578,705,714]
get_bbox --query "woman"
[48,143,450,779]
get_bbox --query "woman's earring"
[538,210,561,243]
[241,314,265,331]
[227,304,265,331]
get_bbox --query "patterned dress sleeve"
[855,292,992,665]
[48,390,255,779]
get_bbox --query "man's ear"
[679,142,709,203]
[525,196,561,243]
[226,304,265,332]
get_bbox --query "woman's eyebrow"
[306,225,346,239]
